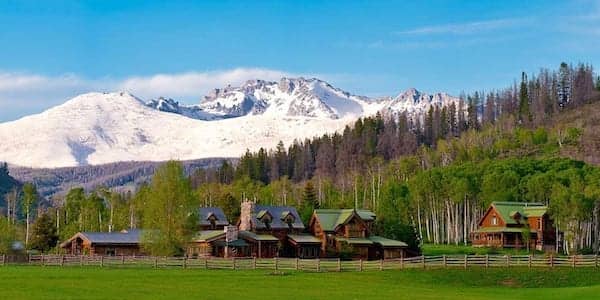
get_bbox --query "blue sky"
[1,0,599,121]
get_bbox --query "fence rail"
[2,254,599,271]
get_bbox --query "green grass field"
[0,267,599,300]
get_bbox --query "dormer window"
[491,215,498,225]
[281,211,295,230]
[207,213,218,230]
[257,210,273,230]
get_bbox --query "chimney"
[239,199,255,231]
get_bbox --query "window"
[491,216,498,225]
[105,248,116,256]
[283,214,295,229]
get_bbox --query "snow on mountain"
[199,78,378,119]
[0,79,460,168]
[145,97,222,120]
[0,92,354,168]
[380,88,460,118]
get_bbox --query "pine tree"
[558,62,571,109]
[300,181,319,223]
[30,211,58,252]
[518,72,532,124]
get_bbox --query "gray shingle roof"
[252,205,305,230]
[198,207,230,226]
[81,229,142,245]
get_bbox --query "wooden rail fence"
[1,254,599,271]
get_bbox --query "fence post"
[274,257,278,271]
[204,257,208,269]
[122,255,125,266]
[153,257,157,269]
[1,254,5,266]
[422,256,426,269]
[550,255,554,268]
[101,256,104,268]
[381,259,385,271]
[528,254,532,269]
[338,258,341,272]
[400,256,404,269]
[359,259,363,272]
[253,257,257,270]
[183,257,187,269]
[464,255,468,269]
[317,258,320,272]
[296,257,299,271]
[572,255,576,268]
[232,257,236,270]
[443,255,447,268]
[506,255,510,268]
[485,254,489,268]
[41,254,45,266]
[60,255,65,267]
[595,255,598,268]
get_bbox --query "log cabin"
[60,229,144,256]
[238,200,321,258]
[471,202,558,251]
[308,209,407,260]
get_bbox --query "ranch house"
[308,209,407,260]
[471,201,558,251]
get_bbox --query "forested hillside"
[188,62,600,254]
[8,158,227,198]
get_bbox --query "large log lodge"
[60,201,408,260]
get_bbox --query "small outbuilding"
[60,229,144,256]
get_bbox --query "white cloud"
[0,68,299,121]
[117,68,297,99]
[396,18,529,35]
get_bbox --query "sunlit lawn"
[0,266,599,300]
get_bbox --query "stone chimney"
[239,199,255,231]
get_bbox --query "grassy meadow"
[0,266,599,300]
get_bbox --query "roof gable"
[313,209,376,232]
[61,229,142,247]
[478,202,548,226]
[198,207,229,226]
[251,205,305,230]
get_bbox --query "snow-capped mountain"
[199,78,379,119]
[0,78,460,168]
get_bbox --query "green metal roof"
[335,237,374,245]
[473,227,537,233]
[192,230,225,242]
[313,209,376,231]
[369,236,408,247]
[523,206,547,217]
[491,202,547,225]
[288,234,322,244]
[239,230,279,242]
